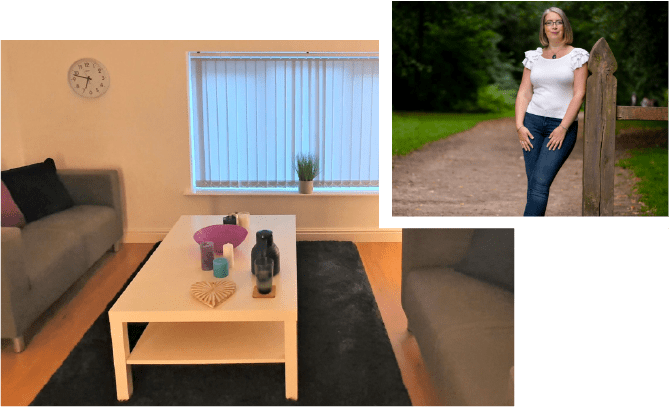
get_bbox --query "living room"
[2,37,446,405]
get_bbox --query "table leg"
[284,319,298,400]
[109,317,133,400]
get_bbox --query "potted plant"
[295,153,319,194]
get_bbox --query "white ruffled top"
[522,47,589,119]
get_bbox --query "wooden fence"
[582,37,668,216]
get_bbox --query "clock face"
[68,58,110,98]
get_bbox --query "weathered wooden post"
[583,38,617,216]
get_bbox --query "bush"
[477,84,516,113]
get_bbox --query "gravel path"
[392,114,658,216]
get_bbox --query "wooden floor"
[1,242,440,406]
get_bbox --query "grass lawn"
[616,148,668,216]
[392,110,514,156]
[615,120,668,132]
[615,119,668,216]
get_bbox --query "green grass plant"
[392,110,514,156]
[616,147,668,216]
[294,153,320,181]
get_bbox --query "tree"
[393,1,668,112]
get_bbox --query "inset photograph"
[392,1,667,216]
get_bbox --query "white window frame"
[187,51,379,194]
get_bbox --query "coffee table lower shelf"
[127,321,286,364]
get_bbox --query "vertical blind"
[188,52,379,189]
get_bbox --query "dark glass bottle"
[251,230,280,276]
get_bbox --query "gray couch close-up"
[402,229,514,406]
[2,169,123,352]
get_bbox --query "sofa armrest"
[1,227,30,338]
[58,169,123,232]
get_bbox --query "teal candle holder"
[213,258,229,278]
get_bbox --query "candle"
[213,258,229,278]
[199,241,214,271]
[237,212,250,230]
[223,243,234,268]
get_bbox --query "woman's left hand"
[547,125,567,150]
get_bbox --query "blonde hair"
[540,7,573,46]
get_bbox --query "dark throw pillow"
[1,158,75,223]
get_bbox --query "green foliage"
[616,148,668,216]
[616,120,668,133]
[477,85,517,113]
[393,1,520,112]
[567,1,668,106]
[393,1,668,112]
[294,153,319,181]
[392,111,514,156]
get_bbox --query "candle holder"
[199,241,214,271]
[254,257,274,295]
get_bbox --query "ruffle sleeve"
[570,48,589,70]
[522,48,542,70]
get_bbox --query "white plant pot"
[299,180,314,194]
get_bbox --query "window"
[188,52,379,192]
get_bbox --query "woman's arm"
[515,68,535,150]
[560,63,588,128]
[515,68,533,130]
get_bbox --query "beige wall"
[1,43,26,170]
[1,40,398,242]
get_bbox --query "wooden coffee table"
[109,215,297,401]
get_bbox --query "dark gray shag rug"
[31,241,411,406]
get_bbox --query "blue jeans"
[522,112,578,216]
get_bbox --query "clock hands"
[73,74,92,92]
[83,76,91,91]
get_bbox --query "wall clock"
[68,58,110,98]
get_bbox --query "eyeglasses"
[544,20,564,27]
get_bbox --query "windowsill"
[184,187,379,197]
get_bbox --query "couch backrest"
[402,229,475,270]
[453,229,514,292]
[402,229,514,292]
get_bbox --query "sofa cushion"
[1,158,74,223]
[1,181,26,228]
[25,205,119,266]
[453,229,514,292]
[403,267,514,406]
[19,225,87,317]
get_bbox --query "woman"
[515,7,589,216]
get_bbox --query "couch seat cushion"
[26,205,119,265]
[20,225,87,315]
[403,267,514,406]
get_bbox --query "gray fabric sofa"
[1,169,123,352]
[402,229,514,406]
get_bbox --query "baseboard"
[296,228,402,242]
[124,228,401,243]
[123,229,169,244]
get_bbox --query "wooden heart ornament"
[190,280,236,308]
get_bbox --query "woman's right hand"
[517,126,534,151]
